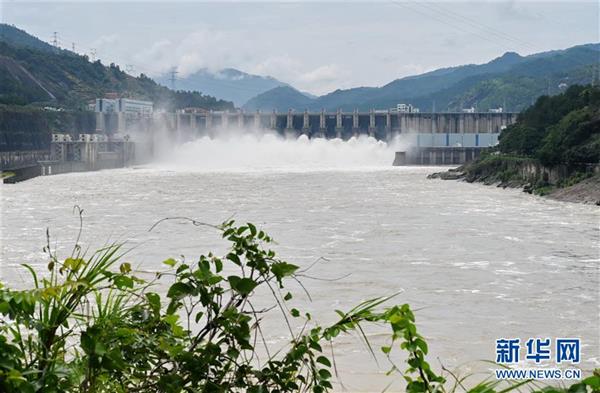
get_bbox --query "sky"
[1,1,599,95]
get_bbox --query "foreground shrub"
[0,214,598,392]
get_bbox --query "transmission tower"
[90,48,97,61]
[125,64,135,74]
[51,32,59,52]
[169,67,178,90]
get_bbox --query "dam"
[142,110,518,165]
[144,110,518,141]
[1,111,517,180]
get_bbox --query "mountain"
[245,43,600,112]
[243,86,314,112]
[156,68,290,107]
[0,24,59,53]
[0,24,234,110]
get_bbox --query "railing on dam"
[141,111,518,141]
[0,150,50,170]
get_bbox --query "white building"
[95,98,153,117]
[489,107,503,113]
[396,103,420,113]
[462,107,476,113]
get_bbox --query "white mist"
[151,129,413,172]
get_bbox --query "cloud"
[130,39,174,75]
[131,28,250,77]
[92,34,119,47]
[250,55,300,79]
[494,0,539,21]
[131,25,349,95]
[299,64,342,84]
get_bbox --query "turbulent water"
[1,135,598,391]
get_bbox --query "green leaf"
[119,262,132,274]
[81,330,94,354]
[318,368,332,380]
[381,346,392,354]
[271,262,299,280]
[290,308,300,317]
[113,275,134,289]
[167,282,193,299]
[415,337,428,354]
[163,258,177,267]
[64,257,84,272]
[214,258,223,272]
[583,375,600,389]
[284,292,293,301]
[316,356,331,367]
[146,292,161,316]
[163,314,184,336]
[227,253,241,266]
[227,276,258,295]
[248,222,257,236]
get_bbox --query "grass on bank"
[0,212,598,392]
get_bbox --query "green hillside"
[0,24,234,111]
[454,85,600,200]
[0,24,58,53]
[243,86,314,112]
[246,44,600,112]
[498,84,600,166]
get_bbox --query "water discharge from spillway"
[151,129,412,171]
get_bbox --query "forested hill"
[245,44,600,112]
[498,84,600,166]
[0,24,234,111]
[431,85,600,203]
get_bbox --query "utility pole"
[51,32,59,52]
[432,100,436,113]
[169,67,178,90]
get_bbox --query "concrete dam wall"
[148,111,518,141]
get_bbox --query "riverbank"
[428,155,600,205]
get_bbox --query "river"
[1,135,598,391]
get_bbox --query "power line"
[388,1,516,52]
[389,0,598,87]
[409,1,539,52]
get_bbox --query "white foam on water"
[151,129,411,172]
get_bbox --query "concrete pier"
[335,109,343,139]
[393,147,486,166]
[302,110,310,135]
[368,110,376,137]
